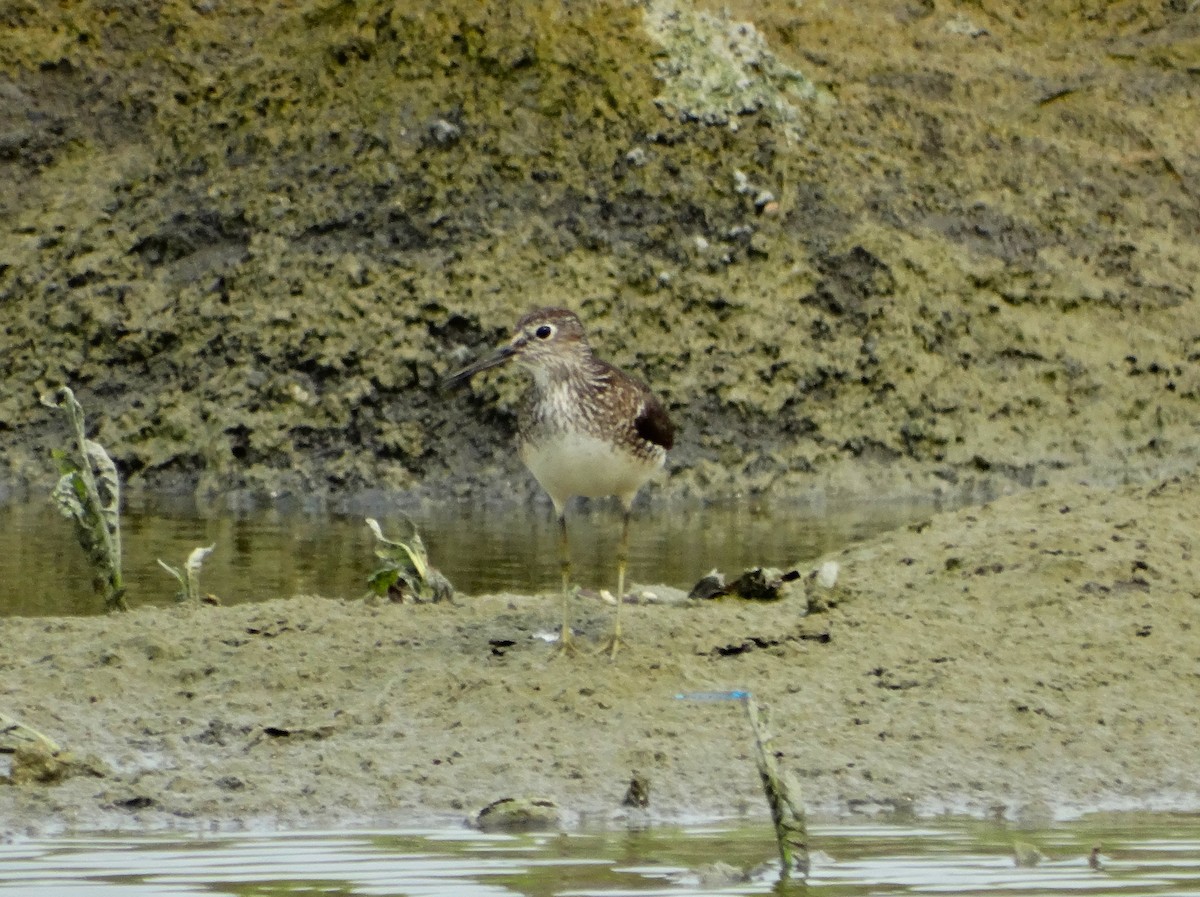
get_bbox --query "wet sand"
[3,0,1199,839]
[3,473,1198,835]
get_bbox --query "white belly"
[520,431,664,511]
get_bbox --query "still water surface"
[2,816,1199,896]
[0,498,932,617]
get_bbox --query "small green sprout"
[159,544,218,604]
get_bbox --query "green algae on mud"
[1,0,1198,510]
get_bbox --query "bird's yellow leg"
[596,508,631,659]
[555,511,577,656]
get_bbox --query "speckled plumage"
[444,306,675,656]
[515,322,672,512]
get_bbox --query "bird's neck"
[528,352,602,396]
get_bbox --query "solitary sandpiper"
[444,307,675,656]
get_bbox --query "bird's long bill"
[441,344,516,390]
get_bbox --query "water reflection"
[0,498,932,617]
[1,817,1198,896]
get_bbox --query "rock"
[728,567,803,602]
[688,569,727,600]
[805,561,841,612]
[1012,841,1047,867]
[6,742,108,785]
[696,861,749,887]
[474,797,561,832]
[622,771,650,808]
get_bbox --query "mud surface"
[3,472,1198,835]
[2,0,1198,838]
[1,1,1199,507]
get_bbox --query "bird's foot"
[553,624,579,658]
[593,631,623,660]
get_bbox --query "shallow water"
[0,498,931,616]
[1,816,1198,896]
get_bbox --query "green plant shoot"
[159,544,217,603]
[365,517,454,603]
[41,386,127,612]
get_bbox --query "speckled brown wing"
[584,358,674,455]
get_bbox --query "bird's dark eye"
[535,325,553,339]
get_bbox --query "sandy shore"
[3,472,1198,836]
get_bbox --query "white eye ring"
[534,324,555,339]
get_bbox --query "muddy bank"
[1,1,1199,508]
[3,473,1198,835]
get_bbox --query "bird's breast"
[519,429,665,510]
